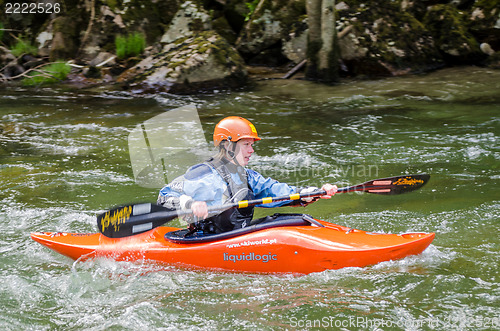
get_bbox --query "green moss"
[423,4,480,57]
[473,0,500,18]
[212,16,238,44]
[210,31,246,67]
[11,38,38,57]
[468,0,500,31]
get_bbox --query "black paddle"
[97,174,429,238]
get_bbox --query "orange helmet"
[213,116,261,147]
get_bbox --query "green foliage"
[22,62,71,86]
[0,22,4,42]
[115,32,146,59]
[245,0,260,21]
[11,39,38,57]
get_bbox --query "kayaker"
[157,116,337,234]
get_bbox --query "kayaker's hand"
[300,187,320,204]
[191,201,209,219]
[320,184,337,199]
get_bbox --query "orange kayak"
[31,216,434,274]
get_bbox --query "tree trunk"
[306,0,339,83]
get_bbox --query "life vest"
[197,157,254,233]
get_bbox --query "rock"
[117,2,247,93]
[336,2,349,11]
[338,29,368,61]
[336,2,443,76]
[480,42,495,56]
[36,30,54,57]
[212,16,238,44]
[3,63,25,78]
[77,4,123,61]
[236,0,305,66]
[236,0,447,75]
[83,66,102,79]
[118,31,247,94]
[237,8,282,58]
[76,1,180,61]
[0,46,15,66]
[282,19,308,63]
[485,52,500,68]
[160,1,212,44]
[423,4,482,64]
[20,54,45,69]
[468,1,500,32]
[89,52,116,67]
[468,0,500,64]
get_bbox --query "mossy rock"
[338,1,443,76]
[468,0,500,33]
[423,4,483,63]
[236,0,306,64]
[119,31,247,94]
[106,0,180,44]
[212,16,238,44]
[467,0,500,52]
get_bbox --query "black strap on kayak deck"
[165,213,315,244]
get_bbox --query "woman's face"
[234,138,255,166]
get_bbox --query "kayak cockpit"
[165,213,317,244]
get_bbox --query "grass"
[22,62,71,86]
[11,38,38,57]
[115,32,146,59]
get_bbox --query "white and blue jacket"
[158,162,298,210]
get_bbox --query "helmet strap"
[219,140,241,166]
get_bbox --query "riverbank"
[1,0,499,94]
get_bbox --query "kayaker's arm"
[157,164,225,216]
[246,169,298,208]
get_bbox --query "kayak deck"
[31,218,435,274]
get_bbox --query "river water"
[1,67,498,330]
